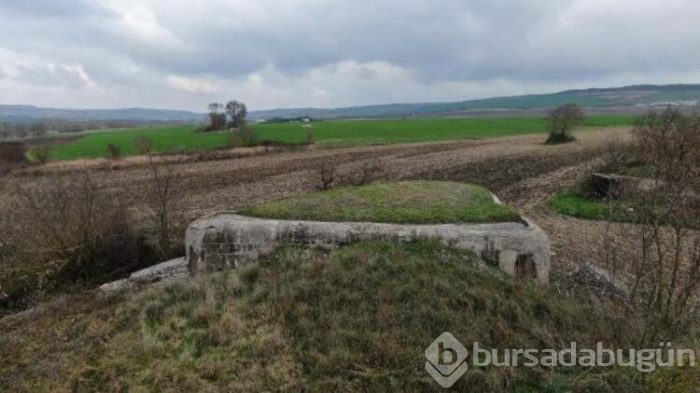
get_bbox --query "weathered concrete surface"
[185,214,551,285]
[591,173,659,199]
[99,257,188,293]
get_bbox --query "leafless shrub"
[546,103,584,144]
[634,108,700,194]
[599,136,637,173]
[350,158,384,186]
[599,108,700,345]
[139,156,183,260]
[317,159,338,190]
[13,171,150,286]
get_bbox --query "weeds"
[350,158,384,186]
[3,170,156,311]
[317,158,338,190]
[229,128,259,148]
[140,156,183,260]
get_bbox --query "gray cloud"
[0,0,699,110]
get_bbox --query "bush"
[139,159,183,260]
[229,128,259,148]
[545,103,583,144]
[634,107,700,192]
[106,143,121,160]
[5,171,158,311]
[350,158,384,186]
[26,146,51,165]
[317,159,338,190]
[134,135,154,155]
[595,108,700,345]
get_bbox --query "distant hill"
[248,84,700,120]
[2,84,699,123]
[0,105,204,123]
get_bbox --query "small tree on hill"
[546,103,584,144]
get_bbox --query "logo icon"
[425,332,469,388]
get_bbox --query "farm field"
[3,127,699,391]
[48,115,634,161]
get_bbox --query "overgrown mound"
[3,241,686,392]
[243,181,521,224]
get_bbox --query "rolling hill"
[2,84,698,123]
[249,84,700,120]
[0,105,204,123]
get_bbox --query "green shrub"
[25,146,51,165]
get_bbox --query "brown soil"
[0,127,632,280]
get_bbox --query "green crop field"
[48,115,634,161]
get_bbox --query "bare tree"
[207,102,226,131]
[225,100,247,130]
[600,108,700,345]
[142,154,182,259]
[546,103,584,144]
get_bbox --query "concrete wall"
[185,214,551,285]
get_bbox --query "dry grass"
[2,126,700,391]
[2,241,682,392]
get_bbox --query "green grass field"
[49,115,634,161]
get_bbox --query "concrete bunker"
[185,213,551,285]
[184,182,551,285]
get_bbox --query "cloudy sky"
[1,0,699,111]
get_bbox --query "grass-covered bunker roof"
[242,181,521,224]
